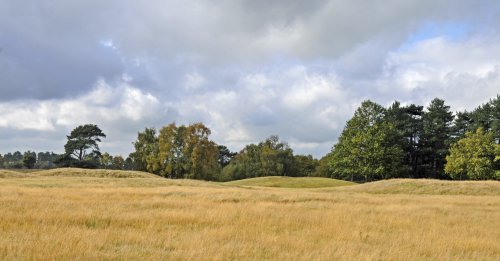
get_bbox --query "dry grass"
[0,169,34,178]
[331,178,500,196]
[35,168,162,178]
[1,169,499,260]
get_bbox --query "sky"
[1,0,500,158]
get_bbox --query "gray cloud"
[0,0,499,157]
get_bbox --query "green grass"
[225,176,356,188]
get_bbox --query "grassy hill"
[225,176,356,188]
[0,168,160,178]
[0,169,34,178]
[330,178,500,196]
[34,168,161,178]
[0,168,499,259]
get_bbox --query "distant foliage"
[219,135,310,181]
[0,151,60,169]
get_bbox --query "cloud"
[0,79,165,154]
[165,65,354,156]
[376,34,500,110]
[0,1,500,158]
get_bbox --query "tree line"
[0,151,60,169]
[128,123,318,181]
[327,96,499,181]
[1,95,498,181]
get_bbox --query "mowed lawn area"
[1,169,499,260]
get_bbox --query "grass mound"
[0,170,34,178]
[34,168,161,178]
[225,176,356,188]
[333,178,500,196]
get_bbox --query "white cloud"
[377,35,500,111]
[0,79,164,154]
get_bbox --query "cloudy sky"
[1,0,499,158]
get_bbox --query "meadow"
[1,169,499,260]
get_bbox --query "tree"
[36,152,59,169]
[112,155,125,170]
[217,145,237,168]
[100,152,113,169]
[386,102,424,178]
[142,122,220,180]
[421,98,454,178]
[130,128,158,172]
[221,135,296,181]
[292,155,318,177]
[330,100,404,182]
[61,124,106,168]
[445,128,499,180]
[311,153,333,177]
[452,111,473,142]
[124,157,134,170]
[468,95,500,144]
[23,151,37,169]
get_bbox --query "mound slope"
[333,178,500,196]
[34,168,161,178]
[0,170,34,178]
[225,176,356,188]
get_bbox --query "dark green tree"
[451,111,474,142]
[386,102,424,177]
[292,154,318,177]
[22,151,37,169]
[468,95,500,144]
[330,100,404,181]
[217,145,237,168]
[311,153,333,177]
[124,157,134,170]
[221,136,296,180]
[421,98,454,178]
[61,124,106,168]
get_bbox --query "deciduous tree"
[445,128,499,180]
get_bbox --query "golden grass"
[225,176,356,188]
[35,168,162,178]
[0,169,33,178]
[332,178,500,196]
[1,170,499,260]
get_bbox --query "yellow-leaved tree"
[445,128,499,180]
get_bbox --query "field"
[1,169,499,260]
